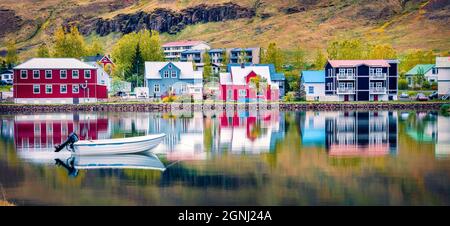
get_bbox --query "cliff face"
[72,3,255,36]
[0,9,23,38]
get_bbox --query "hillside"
[0,0,449,60]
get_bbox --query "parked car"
[428,91,438,100]
[114,91,127,97]
[0,80,7,86]
[399,92,409,99]
[416,93,428,101]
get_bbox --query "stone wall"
[0,102,445,113]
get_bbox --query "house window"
[228,89,233,99]
[60,84,67,94]
[239,89,246,97]
[308,86,314,94]
[33,70,40,79]
[194,88,201,92]
[181,84,187,93]
[60,70,67,79]
[72,70,79,79]
[20,70,27,79]
[164,71,169,78]
[168,64,173,69]
[339,83,345,89]
[327,83,332,90]
[84,70,91,79]
[171,71,177,78]
[432,68,438,74]
[339,68,345,75]
[154,84,160,93]
[369,68,375,75]
[376,68,382,75]
[328,69,333,77]
[33,84,40,94]
[45,70,52,79]
[45,84,52,94]
[72,84,79,93]
[346,69,353,75]
[376,82,382,88]
[430,78,436,83]
[347,83,354,89]
[34,123,41,136]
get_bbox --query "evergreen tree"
[129,43,145,88]
[203,51,212,82]
[6,41,18,68]
[37,43,50,57]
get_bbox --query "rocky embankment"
[73,3,255,36]
[0,102,445,113]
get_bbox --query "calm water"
[0,109,449,206]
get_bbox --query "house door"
[344,95,349,102]
[374,95,378,101]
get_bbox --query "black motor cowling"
[54,132,79,152]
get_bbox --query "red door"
[374,95,378,101]
[344,95,349,102]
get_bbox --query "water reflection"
[0,109,449,205]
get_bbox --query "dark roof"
[81,54,103,62]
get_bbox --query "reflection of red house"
[14,115,109,150]
[219,65,279,102]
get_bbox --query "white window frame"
[347,83,353,89]
[45,70,52,79]
[346,68,353,75]
[376,68,382,75]
[45,84,52,94]
[369,68,375,75]
[84,70,91,79]
[20,70,27,79]
[164,71,169,78]
[339,83,345,89]
[339,68,345,75]
[60,70,67,79]
[376,82,382,88]
[154,84,160,93]
[171,70,177,78]
[60,84,67,94]
[33,84,40,94]
[239,89,246,97]
[72,70,79,79]
[34,123,41,136]
[72,84,79,94]
[33,70,40,79]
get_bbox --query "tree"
[86,38,104,56]
[37,43,50,57]
[250,74,267,95]
[368,44,397,59]
[398,79,408,90]
[313,50,327,70]
[52,26,88,58]
[129,43,144,88]
[238,49,248,64]
[221,49,229,72]
[111,29,164,81]
[261,43,284,71]
[5,41,18,67]
[399,49,435,74]
[0,58,6,71]
[203,51,212,81]
[292,46,306,70]
[296,82,306,101]
[327,39,365,60]
[413,67,425,89]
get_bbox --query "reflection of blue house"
[299,112,326,147]
[145,62,203,98]
[269,112,286,152]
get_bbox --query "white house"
[405,64,438,88]
[436,56,450,96]
[301,70,325,101]
[0,69,13,84]
[162,40,210,62]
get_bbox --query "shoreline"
[0,101,448,113]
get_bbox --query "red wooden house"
[13,58,108,104]
[219,64,280,102]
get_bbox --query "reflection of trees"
[403,111,437,142]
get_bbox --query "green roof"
[406,64,435,75]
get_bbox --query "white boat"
[56,133,166,155]
[17,150,166,172]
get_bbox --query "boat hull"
[73,134,165,156]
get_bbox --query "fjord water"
[0,110,449,206]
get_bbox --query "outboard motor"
[54,132,79,152]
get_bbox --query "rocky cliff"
[71,3,255,36]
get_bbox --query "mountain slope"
[0,0,449,60]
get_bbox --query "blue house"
[145,62,203,99]
[226,63,286,99]
[301,70,325,101]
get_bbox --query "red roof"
[328,60,391,68]
[163,40,205,47]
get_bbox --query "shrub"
[422,80,431,90]
[283,92,296,102]
[398,79,408,90]
[441,104,450,115]
[162,95,177,103]
[431,82,438,90]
